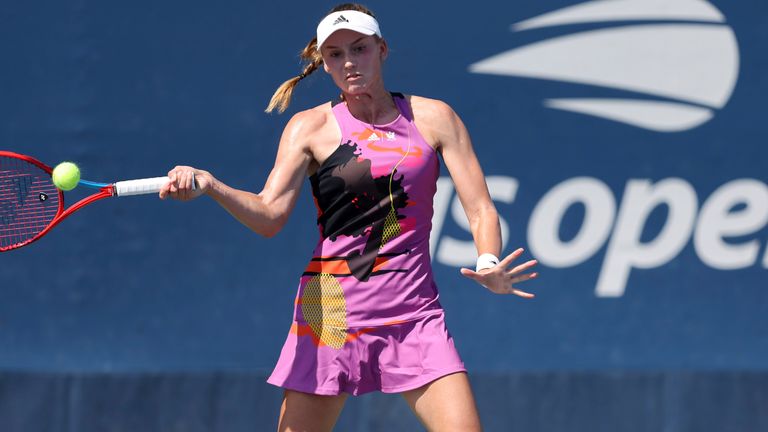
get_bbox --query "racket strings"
[0,156,60,249]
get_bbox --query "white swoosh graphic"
[545,98,714,132]
[469,24,739,108]
[514,0,725,31]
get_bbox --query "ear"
[379,39,389,61]
[317,50,330,73]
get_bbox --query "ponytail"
[265,37,323,114]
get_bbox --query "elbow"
[468,204,499,225]
[467,205,501,234]
[260,225,281,238]
[262,231,278,239]
[250,194,291,238]
[257,213,288,238]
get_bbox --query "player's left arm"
[413,97,537,297]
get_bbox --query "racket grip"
[114,175,196,196]
[114,177,170,196]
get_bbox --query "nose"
[342,52,355,69]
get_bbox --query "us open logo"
[469,0,740,132]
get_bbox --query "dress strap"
[331,97,355,138]
[391,92,414,123]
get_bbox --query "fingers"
[459,267,479,281]
[159,179,170,200]
[163,166,199,201]
[462,266,538,298]
[510,270,538,285]
[511,288,535,299]
[461,266,496,281]
[507,259,538,276]
[496,270,538,297]
[501,249,539,289]
[499,248,525,268]
[179,170,194,200]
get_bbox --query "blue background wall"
[1,0,766,430]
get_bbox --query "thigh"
[401,372,482,432]
[278,390,348,432]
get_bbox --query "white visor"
[316,11,382,49]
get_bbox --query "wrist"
[203,173,220,196]
[476,253,500,272]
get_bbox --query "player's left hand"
[460,248,538,298]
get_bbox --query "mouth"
[346,73,362,81]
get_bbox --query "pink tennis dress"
[267,93,465,395]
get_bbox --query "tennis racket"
[0,151,190,252]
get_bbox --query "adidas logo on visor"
[333,15,349,25]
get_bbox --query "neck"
[342,85,397,125]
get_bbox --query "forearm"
[468,205,502,256]
[207,178,287,238]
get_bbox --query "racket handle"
[114,175,196,196]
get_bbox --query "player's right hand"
[160,166,212,201]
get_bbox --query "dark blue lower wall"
[1,371,766,432]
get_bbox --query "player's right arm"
[160,108,325,238]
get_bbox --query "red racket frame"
[0,151,117,251]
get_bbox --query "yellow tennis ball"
[52,162,81,191]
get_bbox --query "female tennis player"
[161,4,537,431]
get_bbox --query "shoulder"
[283,102,335,136]
[277,102,341,169]
[402,95,465,150]
[406,95,458,123]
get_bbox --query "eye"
[353,44,367,53]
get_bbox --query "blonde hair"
[265,3,377,114]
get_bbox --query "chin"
[343,84,369,95]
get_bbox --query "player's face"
[320,30,387,96]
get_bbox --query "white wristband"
[476,253,500,272]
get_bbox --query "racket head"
[0,151,64,251]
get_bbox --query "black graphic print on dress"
[310,141,409,281]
